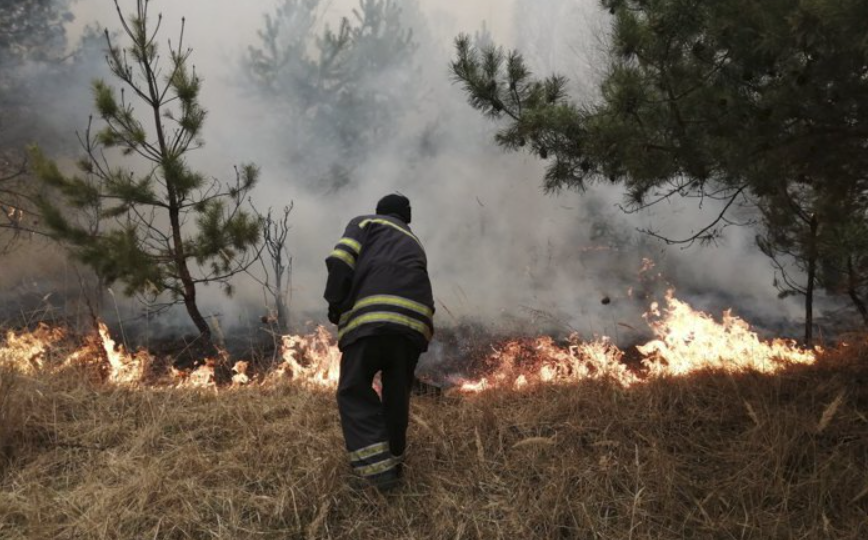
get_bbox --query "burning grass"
[0,289,821,392]
[1,293,866,538]
[1,345,867,539]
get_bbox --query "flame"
[457,289,815,392]
[637,291,815,375]
[97,322,149,385]
[0,290,817,393]
[0,324,66,373]
[232,361,250,386]
[0,321,149,384]
[457,336,637,393]
[172,359,217,389]
[272,326,341,387]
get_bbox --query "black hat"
[376,194,411,224]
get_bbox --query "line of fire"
[0,261,821,393]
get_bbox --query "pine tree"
[1,0,74,246]
[0,0,71,70]
[30,0,261,340]
[452,0,868,341]
[247,0,418,190]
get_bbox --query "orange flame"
[232,361,250,386]
[1,321,151,384]
[172,359,217,389]
[97,322,149,385]
[457,289,815,392]
[638,291,815,375]
[272,326,341,387]
[456,336,639,392]
[0,290,817,393]
[0,324,66,373]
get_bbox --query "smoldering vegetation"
[0,0,813,345]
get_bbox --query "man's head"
[376,194,412,224]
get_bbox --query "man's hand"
[328,306,342,325]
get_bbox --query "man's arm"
[324,220,364,322]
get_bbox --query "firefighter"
[324,194,434,490]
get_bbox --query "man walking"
[324,194,434,490]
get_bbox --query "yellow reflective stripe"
[351,295,433,319]
[338,238,361,255]
[360,219,423,249]
[339,312,433,341]
[339,295,433,326]
[349,442,389,462]
[355,456,398,477]
[329,249,356,269]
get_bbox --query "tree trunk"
[171,200,211,339]
[165,165,211,339]
[804,215,819,345]
[271,243,291,334]
[141,45,212,342]
[847,255,868,327]
[847,289,868,327]
[275,295,288,333]
[182,287,211,337]
[805,258,815,345]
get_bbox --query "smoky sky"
[4,0,808,340]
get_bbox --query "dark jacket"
[324,214,434,351]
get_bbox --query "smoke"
[3,0,809,341]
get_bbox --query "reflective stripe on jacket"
[324,214,434,351]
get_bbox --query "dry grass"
[0,369,26,470]
[1,348,867,539]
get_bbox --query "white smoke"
[6,0,807,341]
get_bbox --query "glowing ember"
[639,257,657,277]
[5,205,24,224]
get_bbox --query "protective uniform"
[324,194,434,489]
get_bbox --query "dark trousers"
[337,335,420,480]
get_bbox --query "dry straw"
[817,392,845,433]
[1,339,868,539]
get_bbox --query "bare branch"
[637,185,749,247]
